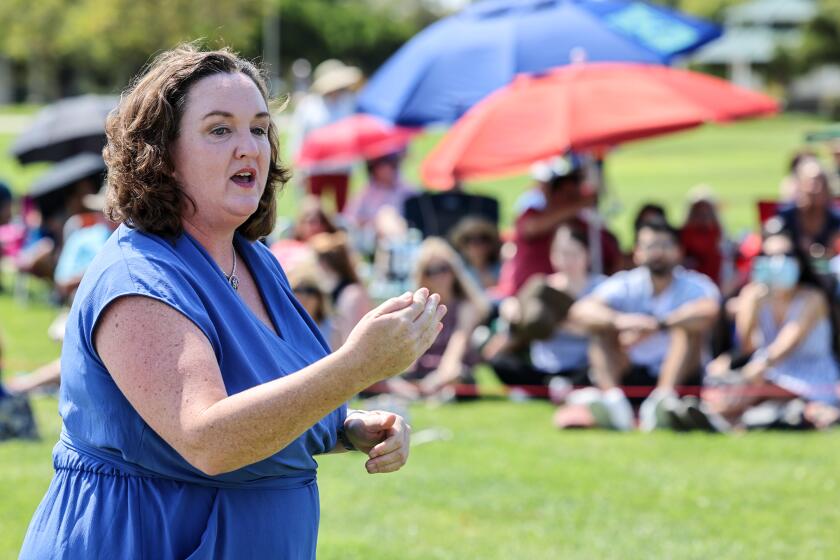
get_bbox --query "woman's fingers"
[415,303,446,351]
[369,421,405,458]
[365,416,410,474]
[366,439,410,473]
[366,449,408,473]
[372,291,414,317]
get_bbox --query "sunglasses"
[423,264,452,277]
[464,234,493,245]
[294,286,321,297]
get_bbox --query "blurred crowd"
[3,138,840,439]
[2,60,840,440]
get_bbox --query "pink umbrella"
[421,63,779,189]
[296,114,419,168]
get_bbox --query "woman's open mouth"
[230,168,257,188]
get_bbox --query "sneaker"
[639,388,679,432]
[548,376,573,404]
[590,387,634,431]
[663,396,700,432]
[684,401,730,433]
[565,388,610,429]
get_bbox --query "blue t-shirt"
[591,266,719,370]
[53,223,113,284]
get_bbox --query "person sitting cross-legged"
[569,220,720,431]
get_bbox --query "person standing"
[291,59,362,212]
[20,45,446,559]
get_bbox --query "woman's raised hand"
[340,288,447,385]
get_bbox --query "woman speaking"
[20,44,445,559]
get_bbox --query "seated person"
[270,195,336,270]
[776,158,840,259]
[388,237,490,400]
[449,217,502,292]
[495,154,596,297]
[680,188,725,286]
[287,265,334,347]
[343,151,417,231]
[490,226,606,392]
[53,193,115,301]
[309,231,371,350]
[684,225,840,431]
[570,220,720,431]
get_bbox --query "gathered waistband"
[57,433,316,491]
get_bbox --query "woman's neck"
[182,216,237,271]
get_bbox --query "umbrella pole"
[586,209,603,276]
[584,154,604,275]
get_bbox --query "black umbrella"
[10,94,118,164]
[29,153,106,199]
[28,153,106,219]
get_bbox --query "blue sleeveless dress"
[20,224,346,559]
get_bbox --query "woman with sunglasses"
[449,217,503,292]
[309,231,372,349]
[388,237,491,399]
[288,266,334,345]
[689,221,839,430]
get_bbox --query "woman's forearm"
[186,347,369,475]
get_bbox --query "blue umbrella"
[358,0,721,126]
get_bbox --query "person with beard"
[569,221,720,431]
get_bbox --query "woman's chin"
[226,201,262,221]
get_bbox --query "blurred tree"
[276,0,437,76]
[0,0,263,100]
[794,0,840,71]
[0,0,439,100]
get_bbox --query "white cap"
[530,154,578,183]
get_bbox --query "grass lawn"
[2,111,840,558]
[3,385,840,559]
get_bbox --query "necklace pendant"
[229,274,240,291]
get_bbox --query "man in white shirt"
[570,220,720,431]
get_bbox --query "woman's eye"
[252,127,268,136]
[211,127,230,136]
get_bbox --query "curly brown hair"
[103,43,290,241]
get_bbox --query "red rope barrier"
[363,382,834,401]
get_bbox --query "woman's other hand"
[340,288,447,385]
[345,410,411,474]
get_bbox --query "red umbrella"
[296,114,419,168]
[421,63,778,189]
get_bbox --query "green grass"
[3,392,840,559]
[3,111,840,558]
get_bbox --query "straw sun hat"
[310,59,363,95]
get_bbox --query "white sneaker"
[592,387,635,431]
[548,376,573,403]
[567,387,604,406]
[639,388,679,432]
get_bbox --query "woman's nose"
[235,130,259,159]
